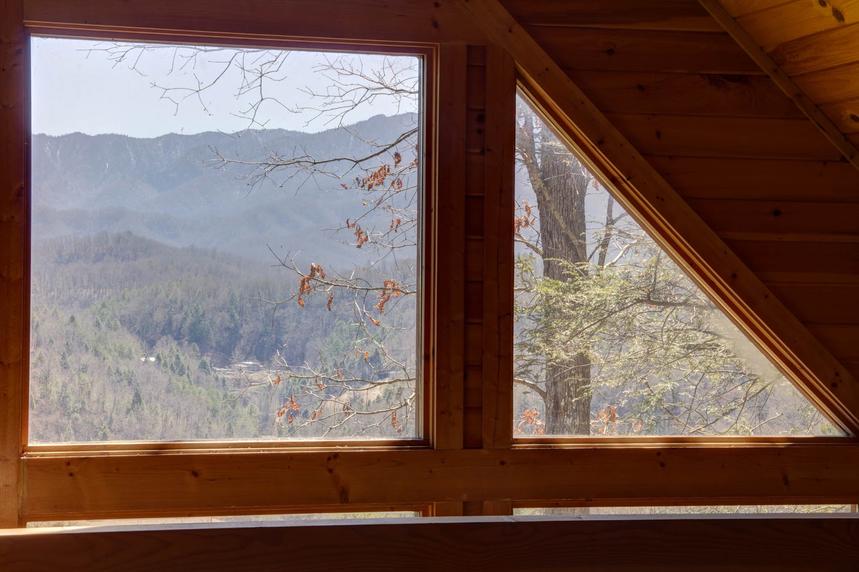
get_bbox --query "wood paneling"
[433,43,468,450]
[768,283,859,324]
[4,516,859,572]
[571,70,803,117]
[721,0,795,18]
[533,27,762,74]
[795,62,859,104]
[23,0,484,44]
[771,21,859,75]
[608,114,843,159]
[502,0,722,32]
[22,445,859,520]
[809,325,859,362]
[4,0,859,529]
[481,45,515,450]
[650,157,859,201]
[466,0,859,435]
[701,0,859,169]
[730,241,859,275]
[715,0,859,175]
[0,0,26,528]
[820,99,859,134]
[737,0,859,52]
[690,199,859,237]
[463,45,487,449]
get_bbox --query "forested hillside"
[30,232,416,441]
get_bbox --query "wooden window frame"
[2,0,858,529]
[509,80,854,445]
[23,32,436,454]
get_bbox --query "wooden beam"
[21,444,859,521]
[500,0,723,32]
[456,0,859,433]
[433,42,468,450]
[699,0,859,171]
[22,0,484,44]
[3,515,859,571]
[480,44,515,449]
[0,0,27,528]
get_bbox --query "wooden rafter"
[699,0,859,171]
[457,0,859,434]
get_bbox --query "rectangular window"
[29,37,425,443]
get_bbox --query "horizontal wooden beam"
[22,0,485,44]
[3,515,859,571]
[22,444,859,521]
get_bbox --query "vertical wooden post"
[0,0,27,528]
[481,45,515,450]
[431,501,464,516]
[482,499,513,516]
[433,43,467,450]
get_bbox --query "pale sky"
[31,37,420,137]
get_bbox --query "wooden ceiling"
[500,0,859,401]
[722,0,859,142]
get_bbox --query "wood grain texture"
[501,0,722,32]
[702,0,859,168]
[462,46,486,450]
[650,156,859,201]
[0,0,26,528]
[795,62,859,104]
[690,199,859,237]
[771,22,859,75]
[570,70,804,117]
[821,98,859,133]
[481,45,515,450]
[609,113,844,159]
[768,283,859,324]
[21,445,859,520]
[809,325,859,361]
[730,241,859,275]
[738,0,859,52]
[532,27,762,74]
[23,0,484,44]
[433,43,468,450]
[721,0,795,18]
[459,0,859,433]
[4,516,859,572]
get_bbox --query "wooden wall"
[2,0,859,533]
[504,0,859,404]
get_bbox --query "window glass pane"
[29,37,422,442]
[514,506,855,516]
[513,90,841,437]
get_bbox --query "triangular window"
[513,90,842,437]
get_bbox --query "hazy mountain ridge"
[32,112,419,267]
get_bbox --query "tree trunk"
[535,140,592,435]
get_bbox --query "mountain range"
[32,112,418,268]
